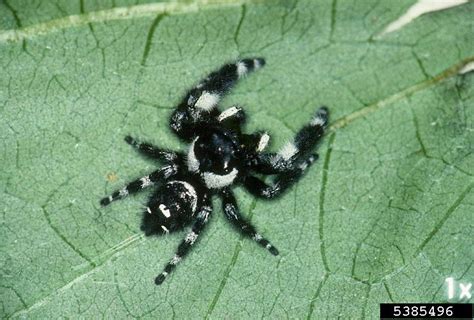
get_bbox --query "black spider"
[100,58,329,285]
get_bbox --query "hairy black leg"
[256,107,329,173]
[155,201,212,285]
[190,58,264,111]
[250,152,282,175]
[244,154,318,199]
[220,188,279,255]
[292,106,329,155]
[100,165,177,206]
[170,58,265,141]
[125,136,182,162]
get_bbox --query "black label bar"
[380,303,473,319]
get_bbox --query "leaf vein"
[233,4,246,50]
[141,14,166,67]
[0,0,259,43]
[305,273,329,320]
[318,133,335,273]
[205,198,258,319]
[414,181,473,255]
[330,56,474,131]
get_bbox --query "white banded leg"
[125,136,179,162]
[170,58,265,140]
[155,204,212,285]
[220,188,279,255]
[256,107,329,173]
[244,154,318,199]
[100,165,177,206]
[190,58,265,112]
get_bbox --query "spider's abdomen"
[141,180,198,236]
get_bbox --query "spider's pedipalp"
[155,203,212,285]
[220,188,279,255]
[217,105,248,133]
[240,131,271,156]
[256,132,270,152]
[100,165,177,206]
[217,106,243,122]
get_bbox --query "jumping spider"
[100,58,329,285]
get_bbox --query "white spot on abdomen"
[168,180,198,213]
[159,204,171,218]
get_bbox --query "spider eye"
[194,131,238,174]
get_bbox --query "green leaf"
[1,0,472,318]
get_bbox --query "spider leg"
[100,165,177,206]
[243,154,318,199]
[220,188,279,255]
[170,58,265,141]
[124,136,182,162]
[155,201,212,285]
[253,106,329,174]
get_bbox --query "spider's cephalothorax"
[100,58,329,285]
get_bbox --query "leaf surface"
[1,0,472,318]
